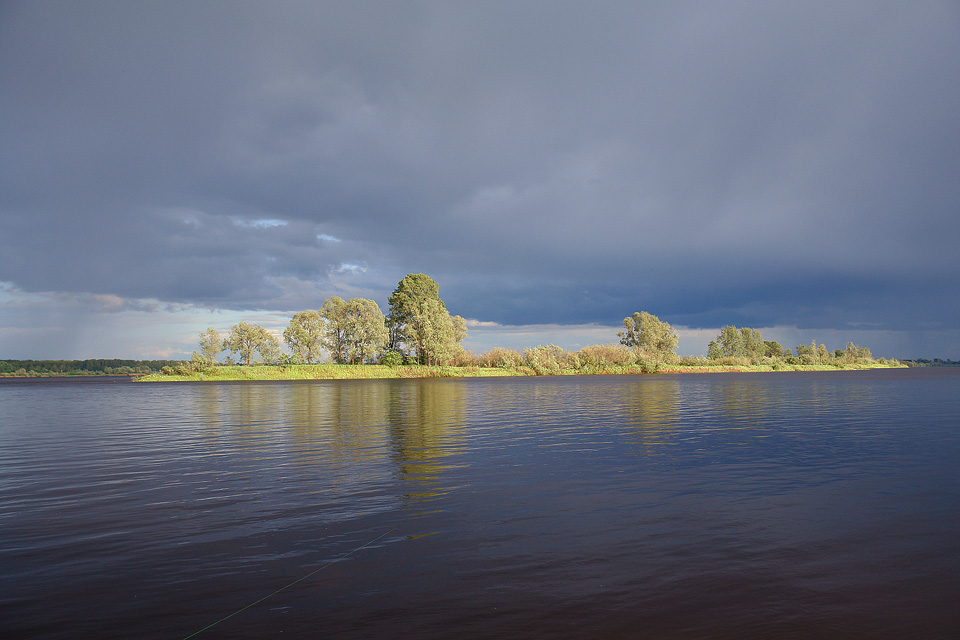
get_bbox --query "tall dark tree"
[387,273,465,364]
[388,274,441,362]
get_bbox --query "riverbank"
[135,361,904,382]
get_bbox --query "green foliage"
[523,345,565,375]
[319,296,351,364]
[710,326,766,362]
[318,297,390,364]
[618,311,678,358]
[223,321,281,366]
[0,359,183,376]
[707,340,722,360]
[840,342,873,363]
[575,344,637,370]
[258,334,282,365]
[387,273,442,357]
[283,311,323,364]
[190,351,211,373]
[741,327,765,360]
[449,349,479,367]
[386,273,466,365]
[343,298,389,364]
[764,340,784,358]
[712,325,745,359]
[380,350,403,367]
[198,327,222,366]
[477,347,524,368]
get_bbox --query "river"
[2,369,959,639]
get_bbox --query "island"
[133,273,903,381]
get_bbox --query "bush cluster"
[466,343,679,375]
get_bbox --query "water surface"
[2,369,959,639]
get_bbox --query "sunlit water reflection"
[2,369,959,639]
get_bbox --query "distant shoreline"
[134,361,905,382]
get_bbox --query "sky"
[2,1,959,361]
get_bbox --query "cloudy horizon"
[3,1,959,360]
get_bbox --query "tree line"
[186,273,887,372]
[0,359,187,377]
[705,325,878,366]
[193,273,467,368]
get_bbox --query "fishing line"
[181,526,398,639]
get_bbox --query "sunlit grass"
[136,360,903,382]
[137,364,524,382]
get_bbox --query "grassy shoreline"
[136,361,904,382]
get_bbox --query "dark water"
[2,369,960,639]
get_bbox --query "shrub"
[190,351,211,373]
[449,349,479,367]
[710,355,752,367]
[634,354,662,373]
[478,347,524,369]
[576,344,636,369]
[160,362,195,376]
[523,345,565,375]
[380,351,403,367]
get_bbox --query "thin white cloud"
[233,218,288,228]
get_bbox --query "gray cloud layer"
[3,1,959,346]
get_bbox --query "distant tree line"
[903,358,960,367]
[0,359,186,377]
[706,325,883,367]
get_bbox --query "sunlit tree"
[284,310,324,364]
[224,322,281,365]
[740,327,765,360]
[618,311,678,358]
[716,325,744,357]
[413,297,467,365]
[387,273,465,364]
[319,297,391,364]
[198,327,222,366]
[343,298,389,364]
[764,340,784,358]
[319,296,351,364]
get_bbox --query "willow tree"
[224,322,281,365]
[283,310,323,364]
[618,311,678,359]
[709,325,765,361]
[319,296,389,364]
[197,327,222,365]
[343,298,389,364]
[415,297,467,366]
[712,325,744,358]
[319,296,351,364]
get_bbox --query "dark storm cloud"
[2,1,959,347]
